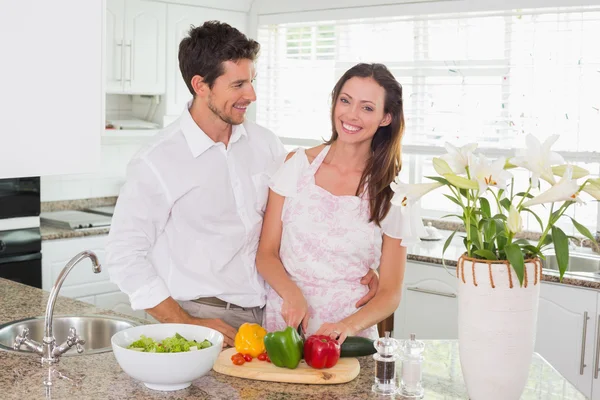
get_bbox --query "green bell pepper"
[263,326,303,369]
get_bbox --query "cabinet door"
[165,4,247,117]
[123,0,166,94]
[0,1,102,178]
[95,291,145,319]
[42,235,117,298]
[590,295,600,400]
[106,0,125,92]
[393,261,458,340]
[535,282,596,398]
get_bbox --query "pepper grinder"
[372,331,400,396]
[399,333,425,398]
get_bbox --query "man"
[106,21,378,347]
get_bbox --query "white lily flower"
[441,142,478,175]
[583,179,600,201]
[508,205,523,234]
[390,181,443,207]
[522,166,581,207]
[432,157,453,176]
[469,154,513,193]
[552,165,589,180]
[511,134,565,187]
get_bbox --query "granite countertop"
[0,279,587,399]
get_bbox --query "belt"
[191,297,249,311]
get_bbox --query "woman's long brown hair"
[325,63,404,225]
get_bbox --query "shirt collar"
[180,101,248,158]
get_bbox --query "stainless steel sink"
[0,315,138,356]
[543,252,600,274]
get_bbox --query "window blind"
[256,6,600,154]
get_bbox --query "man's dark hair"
[178,20,260,95]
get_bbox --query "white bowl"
[111,323,223,391]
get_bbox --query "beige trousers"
[179,301,264,330]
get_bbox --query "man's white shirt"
[106,104,285,310]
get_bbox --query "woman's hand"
[281,289,309,331]
[315,321,356,344]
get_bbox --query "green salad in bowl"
[127,333,212,353]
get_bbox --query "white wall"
[40,140,144,201]
[41,95,151,202]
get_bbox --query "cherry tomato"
[257,353,267,361]
[266,355,271,363]
[231,352,243,361]
[243,354,253,362]
[232,356,245,366]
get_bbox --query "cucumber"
[340,336,376,357]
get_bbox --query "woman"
[256,63,418,342]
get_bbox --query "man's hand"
[356,268,379,308]
[192,318,237,347]
[146,297,238,347]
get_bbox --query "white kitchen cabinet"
[535,282,597,398]
[164,4,247,117]
[0,1,102,179]
[393,261,459,340]
[106,0,166,94]
[591,295,600,400]
[41,235,140,319]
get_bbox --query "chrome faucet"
[13,251,101,364]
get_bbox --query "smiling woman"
[256,63,423,345]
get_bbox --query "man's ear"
[380,113,392,127]
[191,75,208,97]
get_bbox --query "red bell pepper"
[304,335,341,369]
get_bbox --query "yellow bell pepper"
[234,323,267,358]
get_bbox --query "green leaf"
[470,225,482,250]
[440,214,463,220]
[500,198,511,212]
[480,198,491,218]
[443,194,462,207]
[492,213,508,221]
[441,229,459,268]
[552,226,570,280]
[504,243,525,286]
[444,173,479,190]
[515,192,534,199]
[496,220,508,251]
[425,176,450,185]
[521,245,543,258]
[513,239,530,246]
[550,210,563,223]
[485,220,496,246]
[522,208,544,231]
[474,249,498,260]
[569,217,597,244]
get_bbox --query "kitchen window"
[256,6,600,233]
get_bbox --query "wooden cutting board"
[212,347,361,384]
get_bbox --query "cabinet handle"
[115,40,123,82]
[581,311,590,375]
[594,315,600,379]
[407,286,456,298]
[125,41,132,83]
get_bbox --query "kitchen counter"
[40,225,110,240]
[0,279,587,399]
